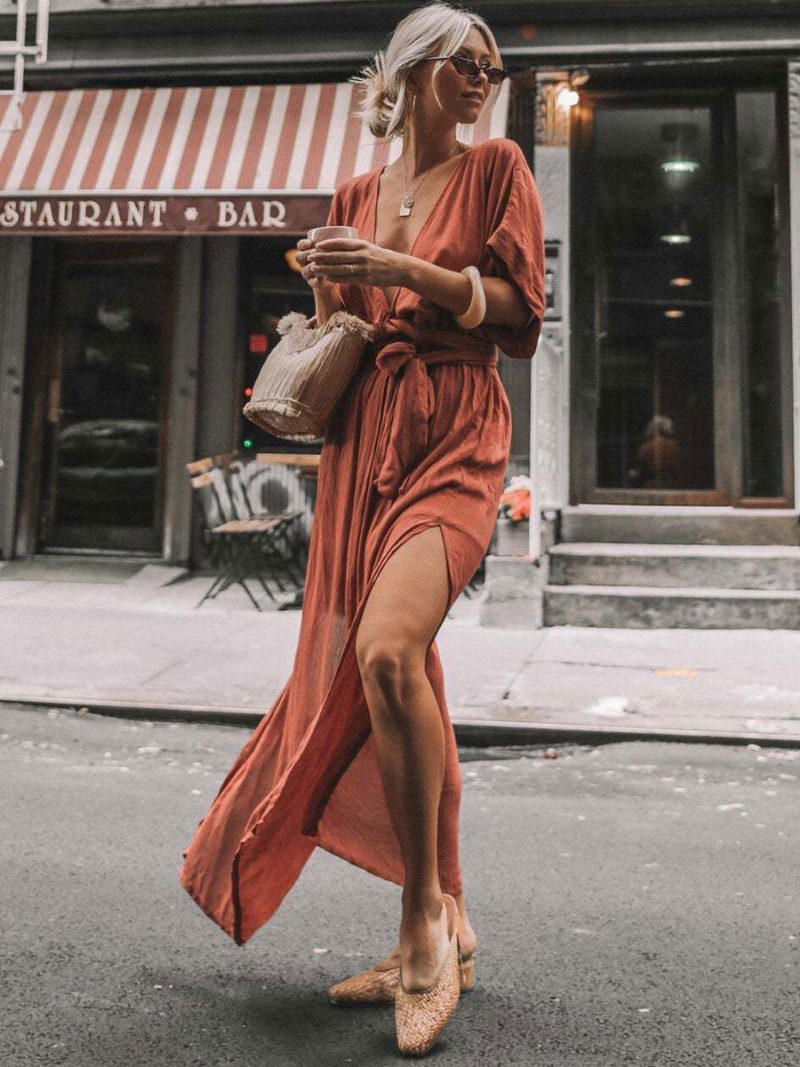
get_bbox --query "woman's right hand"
[296,237,337,295]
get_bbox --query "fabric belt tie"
[369,314,498,501]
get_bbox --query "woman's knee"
[356,633,424,702]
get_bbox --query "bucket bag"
[243,309,376,442]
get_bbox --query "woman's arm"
[298,236,345,324]
[307,240,532,330]
[399,254,532,330]
[312,284,345,325]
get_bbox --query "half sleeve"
[473,141,546,360]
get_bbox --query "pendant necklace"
[399,141,463,217]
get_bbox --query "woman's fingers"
[309,240,368,272]
[312,264,361,278]
[309,250,364,266]
[315,238,366,251]
[296,236,316,267]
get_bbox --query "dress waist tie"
[368,314,498,501]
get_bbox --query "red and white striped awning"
[0,80,510,235]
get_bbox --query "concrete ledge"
[478,554,546,629]
[560,506,800,546]
[545,584,800,628]
[549,543,800,590]
[4,697,800,750]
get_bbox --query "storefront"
[1,1,799,627]
[0,78,511,562]
[522,48,798,561]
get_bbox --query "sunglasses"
[426,54,508,86]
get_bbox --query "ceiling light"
[670,276,693,287]
[664,309,685,319]
[660,121,701,176]
[557,87,580,109]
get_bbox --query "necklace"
[399,142,463,218]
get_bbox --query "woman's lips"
[463,94,484,103]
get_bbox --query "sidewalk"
[1,561,799,746]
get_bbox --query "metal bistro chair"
[187,454,304,610]
[228,457,308,585]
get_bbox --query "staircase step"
[559,506,800,546]
[544,584,800,629]
[549,543,800,590]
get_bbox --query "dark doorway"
[25,239,176,554]
[571,87,790,506]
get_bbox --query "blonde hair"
[349,2,504,142]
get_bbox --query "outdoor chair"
[187,453,305,610]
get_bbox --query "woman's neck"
[398,128,465,179]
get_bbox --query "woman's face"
[410,27,496,128]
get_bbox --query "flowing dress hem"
[180,516,462,947]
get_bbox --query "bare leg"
[356,526,468,991]
[373,893,478,971]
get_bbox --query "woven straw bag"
[243,309,376,442]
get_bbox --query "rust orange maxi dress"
[179,136,546,945]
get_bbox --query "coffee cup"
[307,225,360,245]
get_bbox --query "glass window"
[592,105,715,491]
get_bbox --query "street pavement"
[0,564,799,743]
[1,702,798,1066]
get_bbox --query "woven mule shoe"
[328,963,400,1005]
[394,894,462,1056]
[328,947,475,1006]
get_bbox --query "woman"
[180,1,545,1054]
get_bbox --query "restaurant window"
[239,237,316,457]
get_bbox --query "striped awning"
[0,80,510,235]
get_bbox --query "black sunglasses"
[426,54,508,85]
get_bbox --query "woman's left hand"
[307,238,406,289]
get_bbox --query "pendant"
[399,196,414,218]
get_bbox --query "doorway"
[23,239,176,554]
[570,87,791,506]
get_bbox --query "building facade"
[1,0,799,625]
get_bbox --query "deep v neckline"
[370,146,474,315]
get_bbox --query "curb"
[3,695,800,750]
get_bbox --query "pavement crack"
[533,659,716,674]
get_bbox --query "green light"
[243,438,254,449]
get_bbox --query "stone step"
[544,584,800,629]
[559,506,800,546]
[549,543,800,590]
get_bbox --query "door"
[33,240,175,554]
[571,88,790,506]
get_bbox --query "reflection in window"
[48,248,170,552]
[592,106,714,490]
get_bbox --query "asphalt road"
[1,703,798,1067]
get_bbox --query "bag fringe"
[276,309,375,344]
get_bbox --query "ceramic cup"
[307,225,360,244]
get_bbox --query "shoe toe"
[328,966,399,1004]
[394,937,461,1055]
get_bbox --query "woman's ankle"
[401,884,444,919]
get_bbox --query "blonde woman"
[180,2,545,1054]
